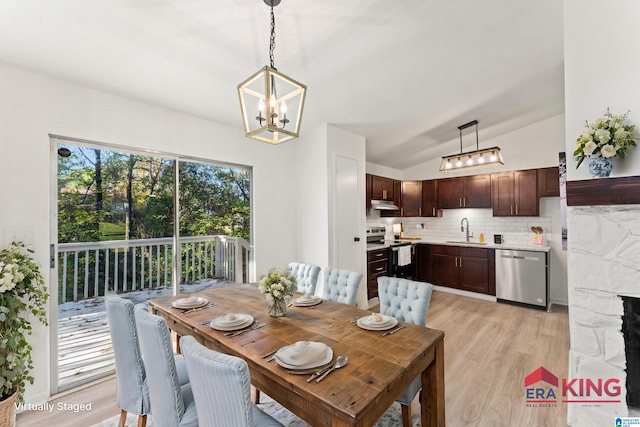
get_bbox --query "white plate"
[214,313,248,327]
[274,344,333,370]
[173,297,208,309]
[293,296,322,307]
[210,314,254,331]
[360,314,394,327]
[357,316,398,331]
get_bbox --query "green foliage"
[0,242,49,401]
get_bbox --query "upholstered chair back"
[105,296,150,417]
[180,336,283,427]
[377,276,434,426]
[134,305,198,427]
[377,276,434,326]
[322,268,362,306]
[288,262,321,295]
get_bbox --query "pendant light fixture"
[238,0,307,145]
[439,120,504,172]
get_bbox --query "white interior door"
[334,155,363,274]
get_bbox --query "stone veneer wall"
[568,204,640,426]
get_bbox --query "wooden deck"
[58,310,114,391]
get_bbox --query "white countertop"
[367,239,551,253]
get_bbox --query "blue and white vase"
[588,157,613,178]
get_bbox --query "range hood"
[371,200,399,211]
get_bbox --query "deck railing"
[57,235,251,303]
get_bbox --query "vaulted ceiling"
[0,0,564,169]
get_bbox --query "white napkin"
[276,341,327,366]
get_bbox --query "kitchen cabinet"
[413,243,430,281]
[491,169,538,216]
[421,179,440,217]
[428,244,495,295]
[437,174,491,209]
[371,175,395,201]
[381,179,402,217]
[538,166,560,197]
[367,248,388,299]
[400,180,422,217]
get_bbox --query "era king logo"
[525,366,622,405]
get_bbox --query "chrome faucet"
[461,217,471,242]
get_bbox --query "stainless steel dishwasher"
[495,249,549,310]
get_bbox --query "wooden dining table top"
[148,283,446,427]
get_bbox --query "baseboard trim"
[432,286,497,302]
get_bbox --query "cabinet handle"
[455,257,458,267]
[401,208,404,216]
[432,207,435,216]
[510,205,513,215]
[419,207,422,216]
[375,253,384,257]
[459,257,462,268]
[459,197,462,207]
[463,198,466,207]
[383,190,387,199]
[376,267,384,272]
[516,204,519,216]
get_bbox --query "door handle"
[354,237,360,242]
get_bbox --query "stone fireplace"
[568,204,640,426]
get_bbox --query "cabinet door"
[437,178,463,209]
[421,180,439,217]
[371,175,394,201]
[491,172,514,216]
[464,174,492,208]
[414,244,430,281]
[401,181,422,217]
[381,180,402,217]
[514,170,538,216]
[430,245,459,288]
[538,167,560,197]
[458,247,490,294]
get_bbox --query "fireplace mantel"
[566,175,640,206]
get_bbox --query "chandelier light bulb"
[455,158,462,168]
[258,98,265,113]
[280,100,287,114]
[466,157,473,166]
[490,152,497,162]
[478,156,485,164]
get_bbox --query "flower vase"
[0,391,18,427]
[267,297,288,317]
[588,157,613,178]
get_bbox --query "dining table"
[148,283,446,427]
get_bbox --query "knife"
[382,324,406,336]
[181,303,214,315]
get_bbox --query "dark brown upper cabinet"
[492,169,539,216]
[437,174,491,209]
[538,166,560,197]
[371,175,395,201]
[421,179,440,217]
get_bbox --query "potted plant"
[258,267,297,317]
[0,242,48,425]
[574,108,637,177]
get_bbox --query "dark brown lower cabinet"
[416,244,495,296]
[367,248,388,299]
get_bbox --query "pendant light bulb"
[490,152,497,162]
[280,100,287,114]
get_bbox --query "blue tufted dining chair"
[134,304,198,427]
[377,276,434,427]
[105,295,190,427]
[322,268,362,306]
[288,262,321,296]
[180,335,283,427]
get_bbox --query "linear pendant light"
[439,120,504,172]
[237,0,307,145]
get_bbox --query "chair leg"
[118,409,127,427]
[137,414,147,427]
[401,403,412,427]
[253,388,261,404]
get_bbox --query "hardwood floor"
[16,291,569,427]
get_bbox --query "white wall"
[564,0,640,182]
[0,62,300,404]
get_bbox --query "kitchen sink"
[445,241,489,245]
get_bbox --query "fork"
[226,322,265,338]
[382,324,406,336]
[181,303,214,315]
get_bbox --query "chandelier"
[439,120,504,172]
[238,0,307,145]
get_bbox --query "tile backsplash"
[367,208,553,246]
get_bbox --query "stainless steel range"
[366,227,412,278]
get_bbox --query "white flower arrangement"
[258,267,297,303]
[574,108,637,168]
